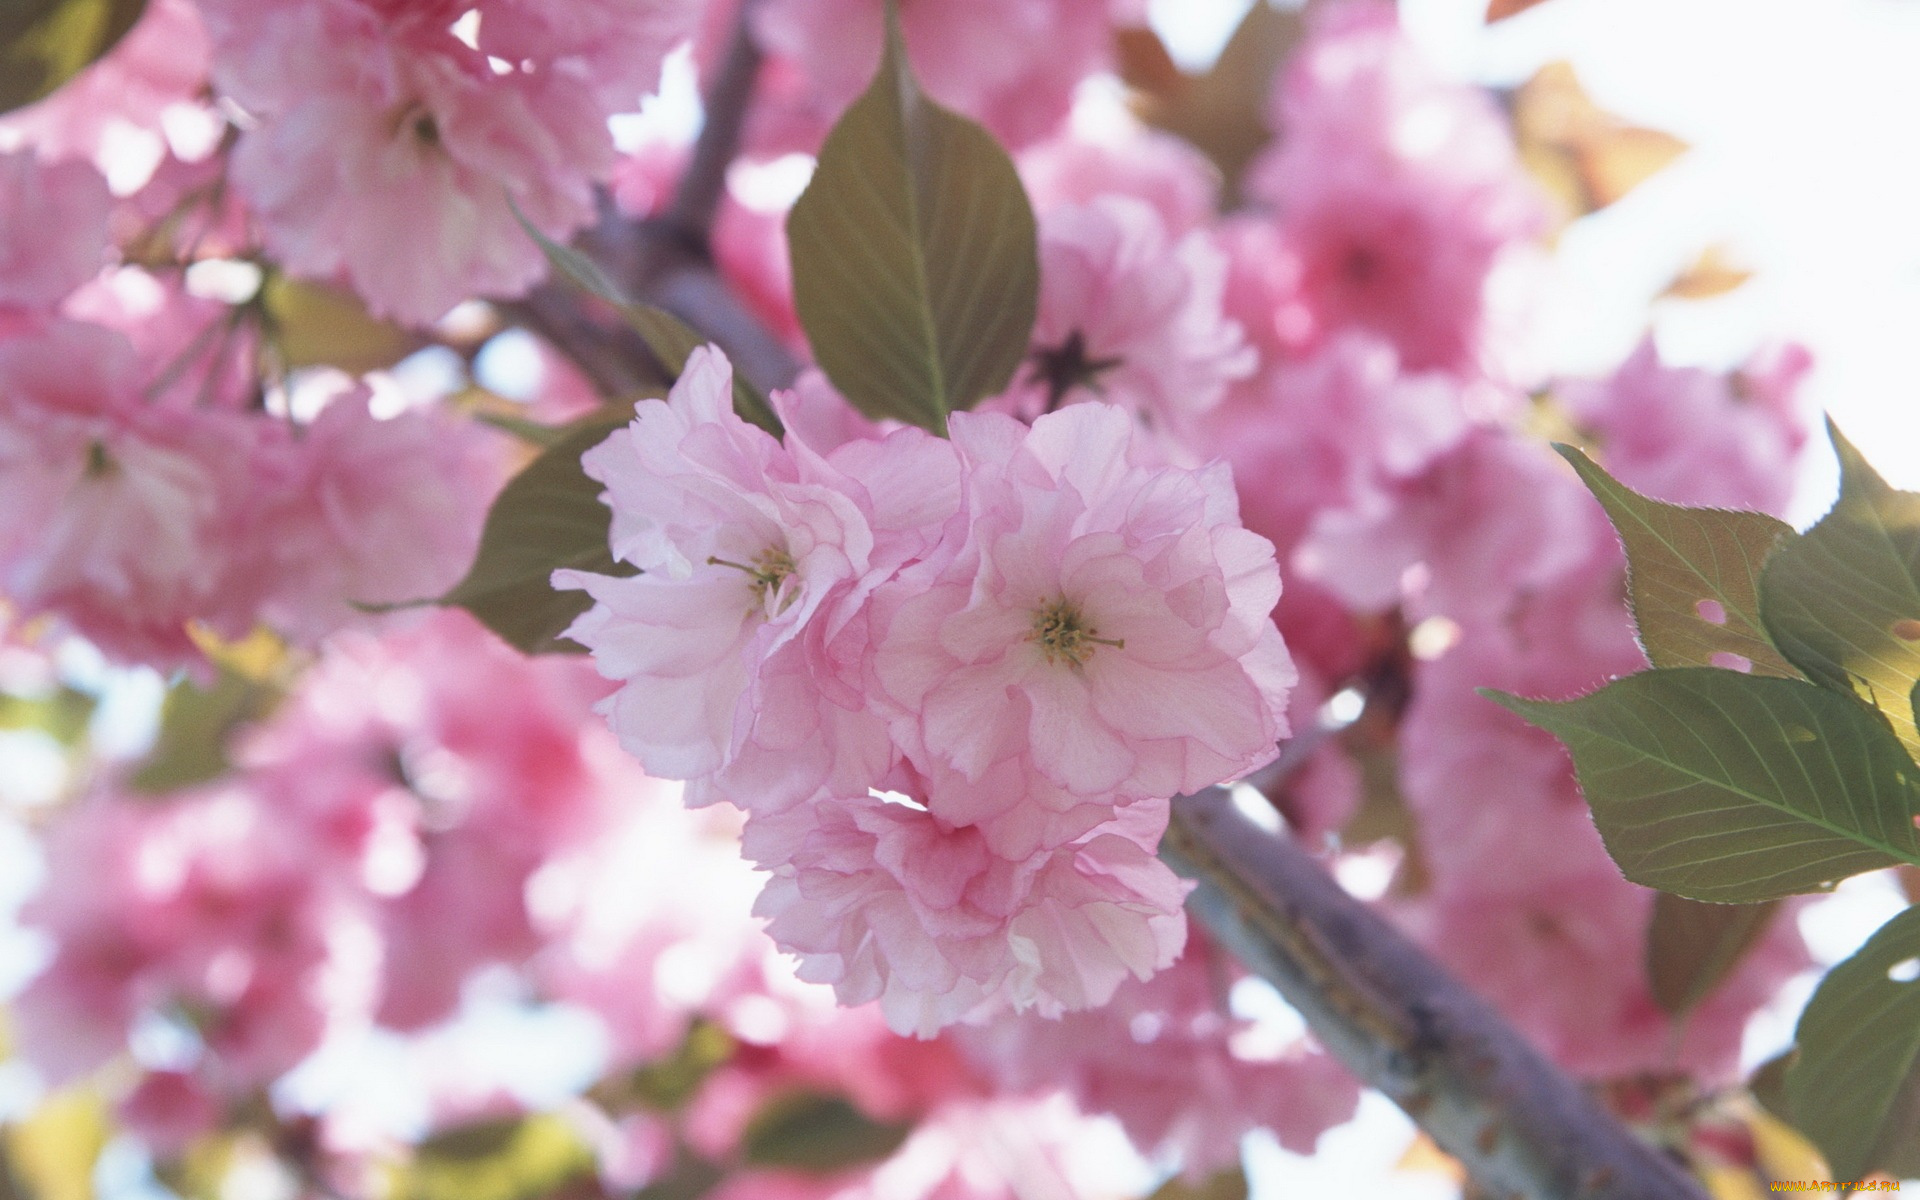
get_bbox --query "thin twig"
[1162,788,1710,1200]
[665,0,765,243]
[544,0,799,399]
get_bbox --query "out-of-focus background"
[1150,0,1920,1192]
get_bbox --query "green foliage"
[1760,420,1920,758]
[129,666,281,794]
[260,276,421,375]
[0,686,94,745]
[1145,1167,1250,1200]
[594,1019,737,1113]
[393,1114,596,1200]
[1556,445,1797,676]
[1644,893,1778,1017]
[438,413,636,654]
[1487,670,1920,902]
[739,1092,912,1173]
[0,0,146,116]
[785,5,1039,435]
[1784,906,1920,1180]
[514,205,782,435]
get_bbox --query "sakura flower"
[745,787,1188,1037]
[236,609,622,1030]
[559,347,961,792]
[249,391,502,644]
[874,404,1293,801]
[199,0,645,324]
[1198,332,1482,559]
[0,320,262,665]
[1246,2,1547,375]
[955,936,1360,1171]
[14,788,371,1088]
[1557,337,1815,515]
[736,0,1119,156]
[1293,430,1602,622]
[1018,125,1220,236]
[0,151,112,309]
[1011,197,1253,434]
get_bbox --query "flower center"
[83,439,116,480]
[1028,597,1123,666]
[708,547,799,615]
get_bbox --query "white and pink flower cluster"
[558,348,1295,1036]
[15,612,633,1120]
[0,314,500,668]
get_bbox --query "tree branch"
[664,0,764,243]
[515,0,797,401]
[1163,787,1710,1200]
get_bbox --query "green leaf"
[1555,445,1796,676]
[1486,669,1920,902]
[1645,892,1779,1016]
[592,1019,736,1114]
[0,0,146,116]
[739,1093,912,1173]
[785,5,1039,434]
[0,687,94,745]
[261,276,421,374]
[1145,1167,1250,1200]
[1761,420,1920,759]
[128,668,279,794]
[514,205,782,435]
[1784,905,1920,1180]
[439,414,635,654]
[397,1114,595,1200]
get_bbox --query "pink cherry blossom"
[1246,1,1548,375]
[1293,430,1603,621]
[237,609,622,1030]
[198,0,655,324]
[1007,197,1253,435]
[1019,126,1221,237]
[0,151,112,309]
[873,403,1293,801]
[249,391,502,644]
[1199,332,1483,561]
[735,0,1118,156]
[559,346,961,790]
[0,320,262,665]
[63,268,262,413]
[955,935,1360,1171]
[745,787,1188,1037]
[1557,337,1815,515]
[14,788,371,1088]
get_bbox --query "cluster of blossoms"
[559,348,1293,1035]
[16,615,631,1137]
[0,0,1836,1191]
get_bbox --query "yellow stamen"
[1028,597,1123,666]
[708,547,799,614]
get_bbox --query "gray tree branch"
[1163,787,1709,1200]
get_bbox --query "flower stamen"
[709,547,799,615]
[1028,597,1122,666]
